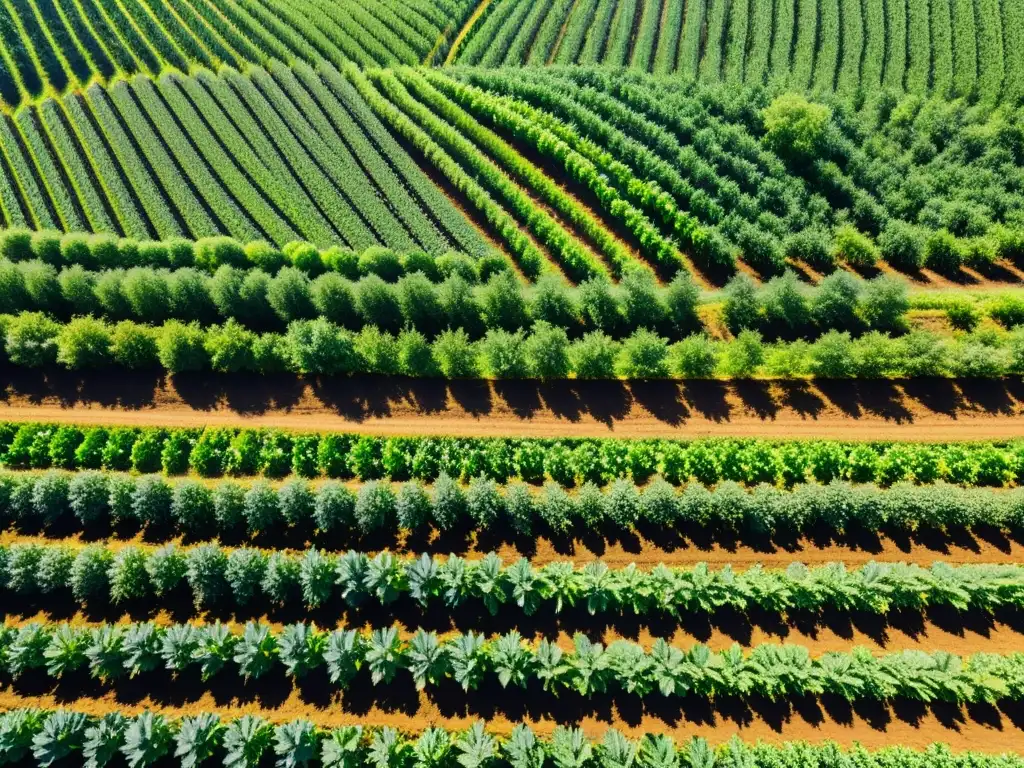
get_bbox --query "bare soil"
[6,368,1024,439]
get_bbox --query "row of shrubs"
[0,710,1004,768]
[4,423,1024,487]
[789,219,1024,275]
[0,227,502,281]
[5,312,1024,379]
[3,537,1015,615]
[4,471,1024,541]
[2,619,1020,703]
[1,256,918,342]
[0,261,712,340]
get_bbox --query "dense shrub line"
[0,228,490,280]
[4,470,1024,546]
[5,425,1024,490]
[0,710,1012,768]
[6,311,1022,379]
[2,537,1018,616]
[0,253,916,342]
[2,619,1022,704]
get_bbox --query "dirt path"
[3,526,1020,567]
[444,0,493,63]
[2,689,1022,753]
[5,371,1024,440]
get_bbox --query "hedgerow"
[0,712,1015,768]
[4,425,1024,491]
[2,538,1020,615]
[4,311,1024,379]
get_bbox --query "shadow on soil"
[3,366,1024,426]
[9,665,1024,735]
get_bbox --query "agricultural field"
[3,0,1024,766]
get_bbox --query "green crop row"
[5,311,1024,379]
[0,65,475,256]
[0,711,1013,768]
[346,64,547,278]
[3,536,1019,616]
[0,0,469,109]
[7,423,1024,491]
[3,619,1023,705]
[8,469,1024,547]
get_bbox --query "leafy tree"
[131,475,173,529]
[171,480,214,538]
[157,321,208,373]
[924,229,964,273]
[432,472,466,530]
[762,94,832,161]
[397,272,443,335]
[811,271,862,330]
[618,329,669,378]
[810,330,855,377]
[355,327,401,375]
[437,275,484,336]
[832,225,879,267]
[570,332,618,378]
[526,321,570,378]
[531,275,579,329]
[669,335,718,378]
[56,317,112,369]
[578,277,621,333]
[433,329,479,377]
[355,481,396,533]
[620,269,666,332]
[268,267,314,322]
[4,312,59,367]
[67,471,109,527]
[481,329,529,378]
[879,221,926,270]
[721,274,761,333]
[721,330,765,377]
[110,321,159,369]
[356,275,403,333]
[243,481,280,535]
[225,548,267,607]
[480,271,529,331]
[286,318,357,375]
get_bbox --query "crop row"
[420,71,708,277]
[6,471,1024,546]
[0,711,1010,768]
[3,538,1019,616]
[0,0,471,109]
[0,256,916,340]
[3,619,1023,704]
[345,64,548,279]
[0,65,470,255]
[447,0,1007,99]
[457,69,790,250]
[5,311,1024,379]
[7,423,1024,490]
[0,232,491,284]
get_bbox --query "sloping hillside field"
[3,0,1024,766]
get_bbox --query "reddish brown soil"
[4,523,1020,567]
[5,369,1024,439]
[2,688,1022,753]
